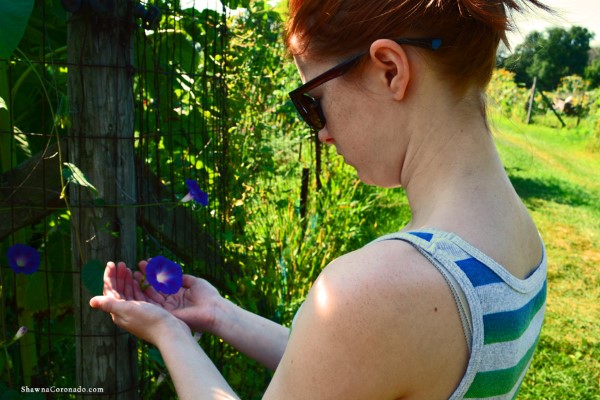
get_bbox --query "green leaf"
[157,31,199,77]
[82,259,104,296]
[148,347,165,368]
[222,0,251,9]
[0,96,6,110]
[62,162,99,195]
[20,272,49,314]
[0,388,20,400]
[0,0,35,59]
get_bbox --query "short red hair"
[285,0,549,93]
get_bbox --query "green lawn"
[490,113,600,399]
[241,112,600,399]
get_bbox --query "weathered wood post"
[65,0,137,397]
[526,77,537,125]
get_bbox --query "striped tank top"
[371,229,547,399]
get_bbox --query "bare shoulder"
[264,240,468,400]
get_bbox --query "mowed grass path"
[491,114,599,399]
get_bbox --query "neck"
[399,90,511,231]
[394,83,542,279]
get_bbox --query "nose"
[317,127,335,145]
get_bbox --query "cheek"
[322,81,357,120]
[323,89,370,135]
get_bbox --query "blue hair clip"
[431,38,442,50]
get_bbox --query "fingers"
[143,284,167,304]
[103,262,119,299]
[133,270,145,284]
[103,261,136,300]
[137,259,149,274]
[182,274,196,288]
[133,263,167,304]
[132,278,148,302]
[115,262,128,295]
[122,264,134,301]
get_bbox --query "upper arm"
[262,241,468,400]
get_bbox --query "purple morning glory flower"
[6,244,41,275]
[145,256,183,295]
[182,179,209,206]
[13,326,27,341]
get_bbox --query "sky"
[507,0,600,48]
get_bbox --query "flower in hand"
[145,256,183,295]
[89,261,187,346]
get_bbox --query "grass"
[233,111,599,399]
[490,112,600,399]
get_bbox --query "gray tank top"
[370,229,547,399]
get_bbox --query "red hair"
[285,0,550,92]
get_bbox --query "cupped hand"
[133,259,224,335]
[89,261,188,345]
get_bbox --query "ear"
[368,39,411,101]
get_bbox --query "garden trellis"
[0,0,235,397]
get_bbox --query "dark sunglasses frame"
[288,38,442,131]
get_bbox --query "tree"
[500,26,595,90]
[585,48,600,88]
[498,31,543,85]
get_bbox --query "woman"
[91,1,549,398]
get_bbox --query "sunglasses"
[288,38,442,131]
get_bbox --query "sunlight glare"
[313,277,333,319]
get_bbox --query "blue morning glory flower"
[145,256,183,295]
[182,179,209,206]
[6,244,41,275]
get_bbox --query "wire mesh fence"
[0,0,233,397]
[0,0,413,397]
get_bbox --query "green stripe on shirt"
[483,282,546,345]
[464,335,540,398]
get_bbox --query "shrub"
[487,69,531,120]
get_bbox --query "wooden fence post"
[526,77,537,125]
[538,90,566,128]
[66,1,137,398]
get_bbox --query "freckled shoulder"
[263,240,469,400]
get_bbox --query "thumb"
[89,296,115,313]
[182,274,197,288]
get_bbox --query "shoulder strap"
[369,231,474,350]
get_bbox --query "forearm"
[158,324,240,400]
[212,298,289,371]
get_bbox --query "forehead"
[289,33,341,83]
[293,54,310,83]
[293,51,341,85]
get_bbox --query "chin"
[356,170,401,188]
